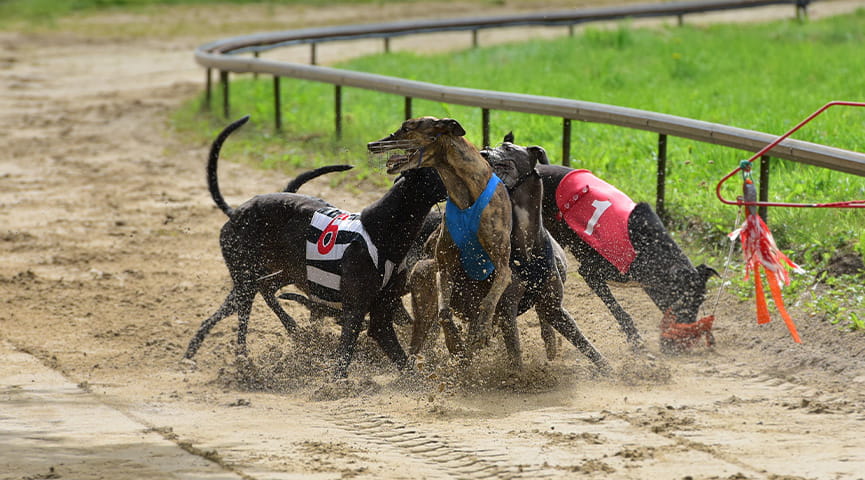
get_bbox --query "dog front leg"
[436,267,467,358]
[582,272,644,349]
[408,259,439,355]
[368,298,408,370]
[496,280,524,371]
[468,263,511,356]
[333,310,365,378]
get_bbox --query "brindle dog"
[487,133,718,352]
[368,117,515,365]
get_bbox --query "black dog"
[185,116,447,377]
[489,133,717,352]
[479,142,611,371]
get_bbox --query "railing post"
[220,70,229,119]
[334,85,342,139]
[796,0,809,21]
[656,133,668,219]
[404,97,412,120]
[204,68,212,111]
[562,118,571,166]
[253,51,259,79]
[273,76,282,132]
[311,43,317,65]
[677,14,684,26]
[472,29,479,48]
[759,155,770,221]
[482,108,490,148]
[384,37,390,53]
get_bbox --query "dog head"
[656,263,719,323]
[480,132,550,190]
[368,117,467,175]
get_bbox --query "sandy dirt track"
[1,1,865,479]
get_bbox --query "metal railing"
[194,0,865,218]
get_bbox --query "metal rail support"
[759,155,770,221]
[796,0,809,20]
[335,85,343,139]
[220,70,229,119]
[657,133,668,218]
[311,43,317,65]
[204,68,212,111]
[482,108,490,148]
[273,76,282,131]
[562,118,572,166]
[384,37,391,53]
[253,51,259,79]
[404,97,412,120]
[472,29,479,48]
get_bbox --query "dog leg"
[581,271,645,349]
[233,287,257,357]
[468,264,511,357]
[261,289,298,334]
[540,302,611,374]
[185,289,238,359]
[436,267,467,358]
[368,297,409,370]
[539,320,558,361]
[538,275,611,374]
[496,281,524,371]
[408,258,440,355]
[333,311,365,378]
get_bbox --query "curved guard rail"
[193,0,865,216]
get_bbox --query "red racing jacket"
[555,169,637,274]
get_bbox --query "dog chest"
[556,169,637,274]
[444,175,503,281]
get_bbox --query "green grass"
[172,10,865,327]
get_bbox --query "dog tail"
[207,115,250,217]
[283,165,353,193]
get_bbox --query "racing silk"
[556,169,637,274]
[445,174,502,281]
[306,207,397,307]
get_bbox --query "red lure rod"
[716,100,865,208]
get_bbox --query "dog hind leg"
[233,286,257,357]
[581,271,644,349]
[261,288,298,334]
[184,289,238,359]
[539,300,611,374]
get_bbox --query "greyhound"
[487,133,718,352]
[185,116,447,378]
[368,117,516,365]
[477,141,611,372]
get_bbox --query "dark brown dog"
[486,133,717,352]
[368,117,516,365]
[479,141,610,372]
[185,116,447,378]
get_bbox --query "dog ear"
[504,131,514,143]
[528,145,550,165]
[438,118,466,137]
[697,264,720,283]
